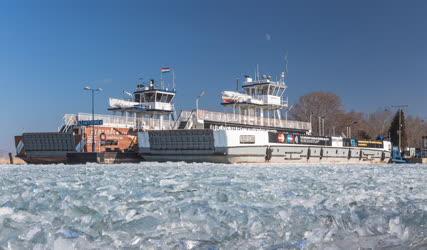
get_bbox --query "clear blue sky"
[1,0,426,152]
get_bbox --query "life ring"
[100,133,107,141]
[277,133,285,143]
[294,135,300,144]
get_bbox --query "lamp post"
[322,117,325,137]
[309,112,313,135]
[84,86,102,153]
[317,116,326,136]
[196,90,205,119]
[346,121,358,138]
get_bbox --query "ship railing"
[183,109,311,131]
[281,98,289,107]
[63,113,175,130]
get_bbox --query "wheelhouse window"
[261,86,269,95]
[166,94,173,103]
[160,94,168,102]
[145,92,155,102]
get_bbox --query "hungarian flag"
[160,67,171,73]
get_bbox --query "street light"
[196,90,205,118]
[322,117,325,136]
[84,86,102,153]
[346,121,358,138]
[309,112,313,135]
[317,116,325,136]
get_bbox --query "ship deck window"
[145,93,155,102]
[160,94,166,102]
[166,95,173,102]
[134,94,140,102]
[263,86,269,95]
[259,86,268,95]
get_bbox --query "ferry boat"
[138,69,392,164]
[15,75,177,164]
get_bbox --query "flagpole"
[172,69,175,90]
[160,69,163,89]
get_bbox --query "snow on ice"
[0,162,426,249]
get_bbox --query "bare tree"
[335,111,370,138]
[364,109,394,138]
[406,116,427,148]
[290,92,344,136]
[290,91,426,147]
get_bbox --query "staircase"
[173,110,194,129]
[178,121,188,129]
[59,114,77,133]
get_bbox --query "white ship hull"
[141,147,390,164]
[139,129,391,164]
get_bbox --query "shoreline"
[0,156,26,165]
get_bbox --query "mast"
[172,69,175,90]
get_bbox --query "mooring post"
[8,153,14,164]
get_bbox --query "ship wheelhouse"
[132,80,175,113]
[221,73,289,122]
[241,75,288,108]
[108,79,176,130]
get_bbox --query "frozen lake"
[0,163,426,249]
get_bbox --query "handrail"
[184,110,195,129]
[192,109,311,131]
[172,111,183,129]
[63,113,175,130]
[62,109,311,131]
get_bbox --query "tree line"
[289,92,426,149]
